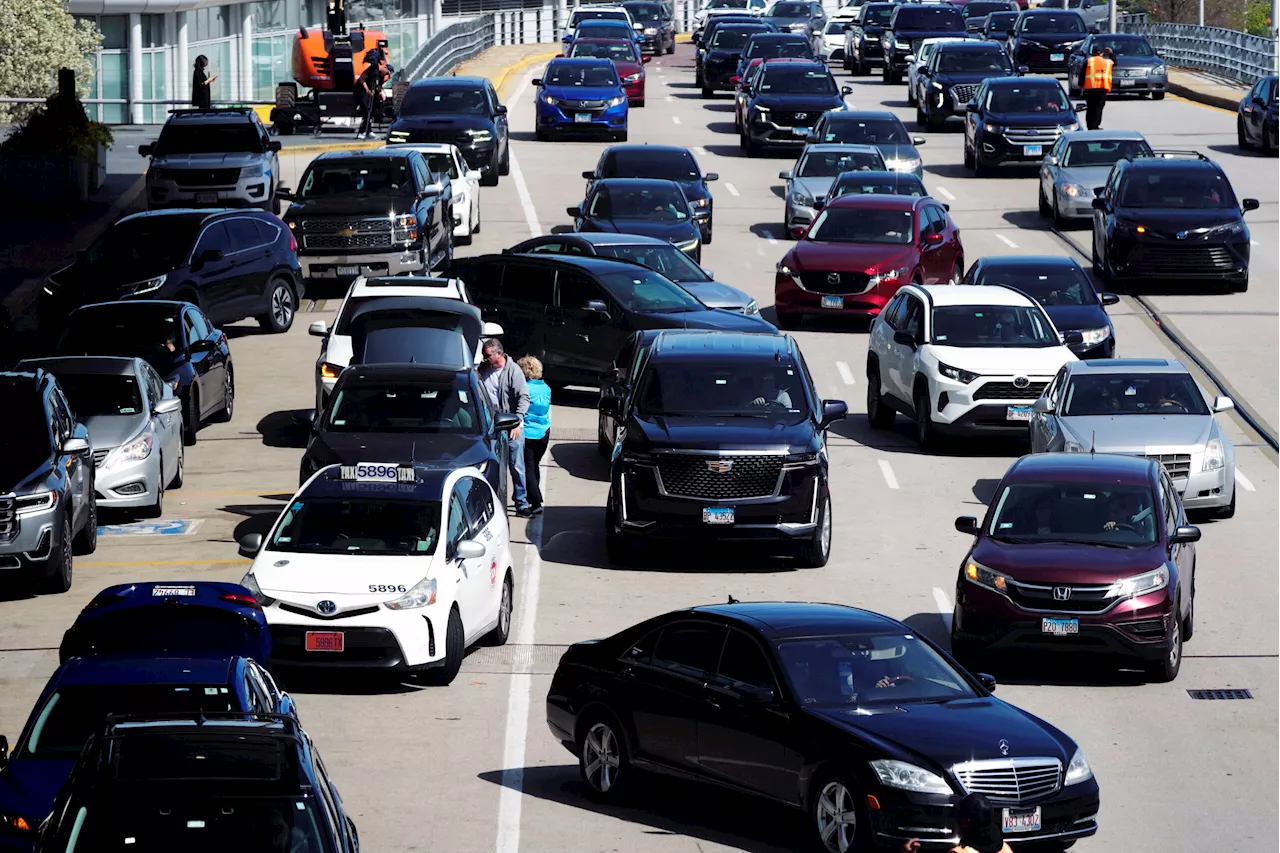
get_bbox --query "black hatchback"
[39,209,302,336]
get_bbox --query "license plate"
[305,631,344,652]
[1024,144,1043,157]
[575,112,592,123]
[195,192,217,204]
[337,265,359,276]
[1003,806,1042,833]
[1006,406,1033,421]
[703,507,734,524]
[1050,52,1064,61]
[1120,78,1135,86]
[152,585,196,597]
[792,126,811,137]
[1041,617,1079,636]
[821,295,844,309]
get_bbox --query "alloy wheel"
[271,283,294,329]
[224,371,235,419]
[582,722,621,793]
[499,576,512,637]
[815,780,857,853]
[818,495,832,559]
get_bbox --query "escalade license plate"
[575,112,592,123]
[792,126,811,137]
[1003,806,1042,833]
[821,295,844,309]
[1023,144,1043,157]
[196,192,218,203]
[1042,617,1078,636]
[337,265,359,276]
[1050,52,1064,61]
[1006,406,1033,421]
[703,507,735,524]
[305,631,344,652]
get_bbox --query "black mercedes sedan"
[546,601,1101,852]
[568,178,704,263]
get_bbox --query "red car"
[773,194,963,326]
[565,38,649,106]
[733,56,809,132]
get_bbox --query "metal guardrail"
[398,14,497,83]
[1117,20,1277,84]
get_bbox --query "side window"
[464,477,496,537]
[498,262,556,305]
[557,271,606,311]
[1047,366,1068,407]
[183,310,201,344]
[48,389,70,442]
[792,349,818,410]
[487,84,501,113]
[253,219,281,246]
[143,363,165,407]
[715,629,778,692]
[881,293,906,330]
[310,754,345,846]
[1161,476,1179,531]
[243,666,270,712]
[622,628,660,666]
[447,490,471,551]
[528,242,564,254]
[614,334,638,377]
[458,259,504,299]
[900,296,924,339]
[224,217,263,253]
[193,310,214,339]
[651,622,727,680]
[194,221,231,255]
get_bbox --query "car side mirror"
[308,320,328,337]
[494,412,521,432]
[805,131,819,142]
[924,231,944,244]
[1061,330,1084,345]
[1212,396,1235,413]
[0,735,8,774]
[643,55,652,63]
[1170,525,1201,545]
[1046,154,1058,166]
[704,172,719,182]
[779,170,794,180]
[582,170,597,180]
[1091,196,1107,210]
[954,515,980,535]
[496,104,508,115]
[819,398,849,428]
[841,85,853,95]
[238,533,264,558]
[813,198,825,210]
[482,321,505,337]
[912,136,926,145]
[532,78,543,86]
[268,140,283,152]
[584,299,610,316]
[1018,64,1029,73]
[567,205,582,217]
[1100,292,1120,306]
[893,330,918,348]
[904,54,915,62]
[976,672,997,692]
[63,437,90,454]
[465,169,482,182]
[555,52,566,58]
[600,390,623,418]
[139,144,154,157]
[1088,23,1099,33]
[154,397,182,415]
[276,187,294,200]
[189,339,217,354]
[1032,397,1053,414]
[1073,102,1088,112]
[455,540,486,560]
[294,409,317,427]
[1242,198,1260,212]
[736,684,776,705]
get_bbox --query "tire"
[597,413,613,458]
[578,712,630,802]
[1052,196,1069,231]
[667,40,675,55]
[914,385,939,451]
[1215,486,1237,519]
[170,442,185,489]
[794,486,832,568]
[144,456,165,519]
[1091,235,1110,284]
[604,494,630,565]
[745,134,761,157]
[44,516,73,594]
[809,773,870,853]
[842,53,851,72]
[1181,578,1196,641]
[702,84,713,99]
[535,126,550,142]
[963,140,975,170]
[1038,185,1052,218]
[775,311,800,329]
[484,572,513,646]
[422,607,465,685]
[907,84,916,106]
[1145,605,1182,683]
[183,386,200,446]
[702,220,713,245]
[1228,273,1248,293]
[483,151,501,186]
[257,278,296,333]
[1152,91,1165,101]
[865,364,895,430]
[72,492,97,556]
[634,99,645,108]
[1238,116,1251,150]
[915,104,926,126]
[271,192,282,215]
[457,203,474,245]
[616,130,629,142]
[499,144,511,176]
[473,197,482,234]
[211,365,235,423]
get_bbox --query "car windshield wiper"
[1035,538,1136,549]
[989,534,1032,544]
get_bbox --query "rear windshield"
[769,2,813,17]
[61,609,264,661]
[893,7,964,28]
[66,797,334,853]
[399,86,488,116]
[1063,373,1209,416]
[745,37,813,58]
[863,5,896,25]
[987,12,1019,27]
[571,9,628,24]
[1019,13,1087,32]
[830,173,926,198]
[1118,168,1238,209]
[88,216,203,269]
[155,122,263,155]
[712,28,757,49]
[603,148,700,180]
[571,41,640,61]
[577,23,632,38]
[1091,36,1156,56]
[1061,138,1152,167]
[965,2,1014,17]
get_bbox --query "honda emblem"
[706,459,735,474]
[1053,586,1071,601]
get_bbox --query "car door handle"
[548,318,567,327]
[619,667,636,681]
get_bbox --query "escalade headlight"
[104,434,153,467]
[1104,568,1168,598]
[607,95,627,107]
[241,163,264,178]
[127,274,167,296]
[385,576,437,610]
[964,559,1010,593]
[869,760,952,794]
[1065,748,1093,785]
[937,362,979,384]
[1202,438,1224,471]
[14,491,57,515]
[894,39,910,49]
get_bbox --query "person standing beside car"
[900,793,1014,853]
[517,355,552,516]
[480,339,532,517]
[354,55,382,139]
[1079,44,1113,130]
[191,55,216,108]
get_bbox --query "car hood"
[792,241,916,272]
[927,345,1074,374]
[1058,414,1214,452]
[872,142,923,164]
[151,152,262,169]
[0,759,77,823]
[389,114,494,133]
[936,70,1018,86]
[627,413,815,453]
[754,93,846,111]
[811,698,1072,771]
[1015,32,1086,47]
[580,218,700,241]
[1112,55,1163,69]
[680,279,754,309]
[642,308,777,333]
[543,85,624,100]
[614,60,644,76]
[891,28,968,41]
[792,176,836,200]
[285,194,419,219]
[985,110,1080,127]
[1041,303,1108,332]
[82,414,150,450]
[705,49,745,63]
[972,538,1167,584]
[1056,163,1118,190]
[53,256,179,290]
[255,553,439,596]
[308,431,490,470]
[0,457,52,494]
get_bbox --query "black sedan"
[583,144,719,243]
[568,178,704,263]
[1238,73,1278,153]
[546,601,1100,851]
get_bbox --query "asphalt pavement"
[0,45,1275,853]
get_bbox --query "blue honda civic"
[534,57,630,142]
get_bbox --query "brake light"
[288,228,298,252]
[222,593,262,609]
[13,817,30,832]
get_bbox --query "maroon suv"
[951,453,1201,682]
[773,194,962,327]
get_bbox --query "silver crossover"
[781,143,886,237]
[1029,358,1237,517]
[1038,129,1152,223]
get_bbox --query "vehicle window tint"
[716,630,777,691]
[527,242,565,253]
[243,669,269,712]
[614,334,639,378]
[457,260,504,298]
[185,309,210,341]
[881,293,905,329]
[49,389,71,441]
[447,490,470,550]
[652,622,726,678]
[225,217,263,252]
[194,221,232,255]
[311,755,345,846]
[499,263,556,304]
[252,218,281,246]
[901,296,924,339]
[143,363,165,407]
[623,628,660,665]
[464,477,496,537]
[1160,476,1177,533]
[558,271,606,310]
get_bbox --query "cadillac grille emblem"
[998,739,1010,756]
[1013,375,1031,389]
[706,459,735,474]
[1053,586,1072,601]
[827,272,842,285]
[316,600,337,615]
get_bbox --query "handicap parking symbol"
[97,519,203,537]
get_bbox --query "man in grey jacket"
[480,338,533,516]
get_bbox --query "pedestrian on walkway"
[517,355,552,516]
[354,53,382,138]
[191,55,216,108]
[1079,44,1114,130]
[479,338,532,517]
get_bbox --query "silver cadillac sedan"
[17,356,184,517]
[1028,358,1237,517]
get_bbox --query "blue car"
[534,58,630,142]
[0,655,294,850]
[564,19,642,49]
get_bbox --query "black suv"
[1010,8,1089,74]
[40,208,303,335]
[602,331,846,567]
[844,2,897,75]
[582,144,719,242]
[982,10,1020,44]
[30,713,358,853]
[0,369,96,594]
[964,77,1085,173]
[916,41,1021,129]
[622,0,677,54]
[696,16,771,85]
[880,3,967,83]
[740,60,853,156]
[701,23,771,98]
[280,149,454,285]
[450,254,776,388]
[387,75,510,185]
[1091,151,1258,292]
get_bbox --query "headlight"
[785,451,819,463]
[886,157,921,171]
[621,451,654,465]
[1064,120,1081,132]
[673,237,701,253]
[1104,568,1168,598]
[391,213,418,243]
[931,81,943,90]
[128,274,167,296]
[466,129,493,142]
[542,94,558,105]
[0,814,33,833]
[1207,221,1244,236]
[869,760,952,794]
[1059,182,1088,198]
[1063,440,1084,452]
[239,573,277,606]
[790,22,810,32]
[964,559,1010,594]
[790,189,815,207]
[14,491,56,515]
[1065,747,1093,785]
[986,123,1005,135]
[607,95,627,107]
[745,299,759,314]
[690,197,710,209]
[1152,63,1167,75]
[474,459,490,475]
[385,576,438,610]
[104,434,153,467]
[937,362,979,384]
[1202,438,1224,471]
[894,39,910,49]
[622,72,642,83]
[388,130,410,141]
[241,163,264,178]
[868,267,906,287]
[1078,326,1111,346]
[644,26,658,34]
[776,261,796,275]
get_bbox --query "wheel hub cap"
[273,287,293,326]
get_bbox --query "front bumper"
[1014,46,1079,74]
[298,249,424,282]
[94,451,162,508]
[774,271,898,318]
[978,128,1074,166]
[1175,464,1233,510]
[623,79,646,102]
[785,198,820,237]
[748,115,815,148]
[457,141,497,173]
[0,504,59,577]
[1105,237,1249,283]
[1109,70,1168,94]
[703,63,739,91]
[265,598,450,670]
[147,175,272,209]
[536,103,628,134]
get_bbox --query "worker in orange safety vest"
[1079,44,1115,130]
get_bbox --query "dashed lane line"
[835,361,855,385]
[694,145,708,155]
[761,229,777,245]
[725,182,740,196]
[877,459,899,490]
[1235,468,1257,491]
[935,186,956,201]
[933,587,954,632]
[995,233,1019,249]
[672,115,681,124]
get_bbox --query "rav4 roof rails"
[166,107,256,116]
[1143,149,1211,160]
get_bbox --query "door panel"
[549,271,627,383]
[190,222,239,316]
[224,217,271,317]
[626,622,726,771]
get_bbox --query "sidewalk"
[1166,68,1248,112]
[450,42,562,99]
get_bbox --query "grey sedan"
[1038,130,1152,226]
[1029,359,1237,517]
[781,143,886,237]
[1066,33,1168,98]
[18,356,184,518]
[761,0,827,50]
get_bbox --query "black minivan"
[602,330,846,567]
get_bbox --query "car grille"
[555,98,608,111]
[1126,245,1236,275]
[772,110,819,127]
[950,83,979,104]
[973,381,1047,400]
[93,448,111,467]
[1118,67,1149,77]
[300,217,396,251]
[1006,579,1117,614]
[798,271,873,295]
[0,495,13,538]
[279,602,381,620]
[655,453,784,500]
[170,168,241,187]
[400,128,473,146]
[1002,126,1064,145]
[1144,452,1192,480]
[952,758,1063,803]
[304,232,393,250]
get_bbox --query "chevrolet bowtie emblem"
[339,228,355,237]
[706,459,734,474]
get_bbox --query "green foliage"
[0,0,103,123]
[0,90,113,157]
[1244,0,1272,36]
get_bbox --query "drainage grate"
[1187,689,1253,700]
[460,644,570,675]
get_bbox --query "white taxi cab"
[237,461,514,685]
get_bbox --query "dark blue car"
[565,18,642,48]
[534,58,629,142]
[568,178,704,263]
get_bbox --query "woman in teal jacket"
[517,355,551,515]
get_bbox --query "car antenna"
[727,595,740,604]
[1090,431,1095,457]
[411,440,417,467]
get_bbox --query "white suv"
[865,284,1081,448]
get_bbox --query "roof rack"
[166,107,256,117]
[1142,149,1211,161]
[100,710,303,733]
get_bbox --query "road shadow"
[1000,209,1048,230]
[703,143,748,159]
[667,81,698,89]
[902,611,951,648]
[775,313,872,335]
[769,185,786,199]
[550,442,609,483]
[973,650,1151,687]
[703,102,735,112]
[748,223,785,241]
[478,766,803,853]
[670,92,705,99]
[257,410,312,449]
[221,322,268,340]
[221,503,287,541]
[971,478,1002,505]
[706,120,738,134]
[278,668,423,695]
[509,130,541,142]
[827,414,1026,460]
[549,224,576,235]
[1207,143,1271,159]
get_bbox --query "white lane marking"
[509,149,541,238]
[672,115,681,124]
[1235,468,1256,492]
[995,233,1019,249]
[762,228,777,245]
[757,245,766,256]
[935,185,956,201]
[1251,240,1260,246]
[725,182,740,196]
[933,587,953,632]
[835,360,855,385]
[694,145,708,155]
[665,95,674,102]
[878,459,899,489]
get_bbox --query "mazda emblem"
[827,272,842,285]
[706,459,735,474]
[998,739,1010,756]
[1053,586,1071,601]
[1013,376,1030,389]
[316,600,337,615]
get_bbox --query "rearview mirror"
[904,54,915,62]
[584,299,610,315]
[1242,198,1260,212]
[1018,64,1029,73]
[954,516,980,535]
[1212,396,1235,413]
[309,320,328,337]
[465,169,482,182]
[238,533,263,558]
[154,397,182,415]
[1032,397,1053,414]
[912,136,926,145]
[820,399,848,427]
[189,339,217,354]
[924,231,944,244]
[293,409,317,427]
[582,170,596,180]
[268,140,283,152]
[532,78,543,86]
[779,170,794,180]
[1091,197,1107,210]
[736,684,776,704]
[1073,102,1088,112]
[643,55,652,63]
[494,412,521,432]
[813,198,825,210]
[704,172,719,181]
[1100,292,1120,306]
[841,85,853,95]
[599,390,622,418]
[482,321,505,337]
[276,187,294,200]
[63,437,90,454]
[455,540,486,560]
[496,104,508,115]
[1061,330,1084,345]
[1171,525,1201,545]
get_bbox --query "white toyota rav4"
[865,283,1081,448]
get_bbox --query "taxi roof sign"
[339,462,417,483]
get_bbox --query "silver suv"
[141,108,283,213]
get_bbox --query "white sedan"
[386,142,482,244]
[238,462,514,685]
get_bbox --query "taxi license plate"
[305,631,344,652]
[703,507,734,524]
[1120,78,1135,86]
[1042,617,1079,636]
[196,192,218,204]
[1007,405,1033,421]
[821,295,844,309]
[792,126,811,137]
[1003,806,1042,833]
[575,112,592,123]
[1024,144,1043,157]
[337,265,359,276]
[1050,52,1064,61]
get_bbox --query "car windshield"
[268,498,441,555]
[807,207,913,243]
[326,382,480,433]
[931,305,1058,347]
[1061,138,1152,167]
[747,38,813,57]
[298,161,416,198]
[57,310,184,361]
[770,2,811,17]
[1063,373,1209,416]
[989,482,1159,546]
[759,66,836,94]
[798,149,885,176]
[0,386,52,486]
[712,28,756,49]
[627,3,662,20]
[54,373,146,417]
[973,264,1093,306]
[85,215,204,269]
[1118,169,1238,209]
[824,20,847,32]
[399,86,488,116]
[987,84,1071,113]
[708,0,751,8]
[830,172,926,197]
[864,6,896,24]
[604,149,701,180]
[591,184,689,220]
[591,243,711,281]
[572,41,640,61]
[598,269,704,311]
[636,361,810,418]
[19,685,238,759]
[939,49,1013,73]
[965,2,1012,16]
[894,7,964,28]
[155,122,262,154]
[987,11,1018,28]
[546,62,620,87]
[777,633,976,708]
[1020,13,1086,32]
[819,116,909,144]
[1092,36,1156,56]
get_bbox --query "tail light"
[222,593,262,609]
[288,228,297,252]
[731,75,740,84]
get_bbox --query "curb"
[487,50,562,100]
[1167,78,1239,113]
